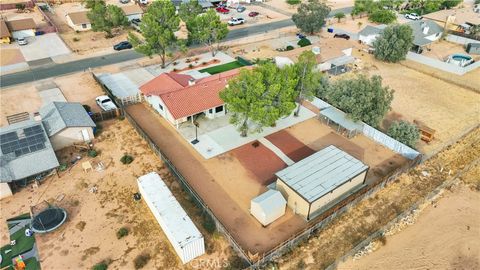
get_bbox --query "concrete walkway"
[258,138,295,166]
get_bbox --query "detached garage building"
[137,172,205,264]
[275,145,368,221]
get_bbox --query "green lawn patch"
[10,226,35,257]
[199,61,244,75]
[25,257,41,270]
[0,245,13,268]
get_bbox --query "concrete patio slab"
[183,105,316,159]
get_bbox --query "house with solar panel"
[0,120,59,198]
[275,145,369,221]
[39,102,96,151]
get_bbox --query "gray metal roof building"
[0,120,59,183]
[40,102,95,137]
[276,145,368,203]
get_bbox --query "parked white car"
[228,17,245,26]
[96,95,118,111]
[404,13,422,20]
[17,38,28,46]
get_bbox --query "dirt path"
[338,185,480,270]
[125,104,306,256]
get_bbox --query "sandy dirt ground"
[338,185,480,270]
[0,120,233,270]
[351,50,480,156]
[326,16,376,32]
[0,47,25,66]
[0,72,104,126]
[0,8,48,28]
[266,130,315,162]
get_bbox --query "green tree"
[220,64,298,136]
[292,0,331,34]
[187,9,228,56]
[440,0,461,9]
[325,75,394,127]
[373,24,414,63]
[293,51,321,116]
[178,0,203,23]
[286,0,301,5]
[387,121,420,148]
[334,12,346,22]
[351,0,376,18]
[87,1,128,37]
[368,9,396,24]
[128,0,180,68]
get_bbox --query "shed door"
[81,129,90,142]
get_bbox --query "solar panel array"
[0,125,47,158]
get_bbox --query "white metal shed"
[137,172,205,264]
[250,189,287,226]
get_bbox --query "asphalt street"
[0,6,352,88]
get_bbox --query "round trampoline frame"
[31,208,67,233]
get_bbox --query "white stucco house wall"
[66,11,92,32]
[121,5,144,21]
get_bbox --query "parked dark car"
[248,11,259,17]
[334,33,350,40]
[35,31,45,36]
[113,41,132,51]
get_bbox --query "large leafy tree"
[187,9,228,56]
[293,51,321,116]
[178,0,203,23]
[292,0,331,34]
[87,0,128,37]
[368,9,396,24]
[387,121,420,148]
[351,0,375,18]
[128,0,180,68]
[373,24,413,63]
[324,74,394,127]
[220,64,298,136]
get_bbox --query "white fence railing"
[362,124,420,160]
[406,52,479,75]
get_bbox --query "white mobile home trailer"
[137,172,205,264]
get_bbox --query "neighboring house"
[39,102,96,151]
[275,145,368,221]
[121,5,144,21]
[171,0,213,10]
[314,38,355,74]
[0,20,11,44]
[358,24,386,46]
[408,20,443,53]
[0,119,60,196]
[66,11,91,31]
[5,18,36,39]
[141,69,245,128]
[424,6,480,30]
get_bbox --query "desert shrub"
[172,61,178,66]
[286,45,294,51]
[387,121,420,148]
[378,235,387,245]
[120,154,134,165]
[92,262,108,270]
[286,0,301,5]
[88,149,98,158]
[73,37,80,42]
[202,213,216,233]
[134,253,151,269]
[297,38,311,47]
[116,227,129,239]
[188,63,194,68]
[59,163,68,171]
[368,10,396,24]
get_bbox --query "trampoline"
[31,208,67,233]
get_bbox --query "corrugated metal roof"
[251,189,286,214]
[98,73,140,98]
[275,145,368,203]
[137,172,203,248]
[40,102,95,137]
[0,120,59,182]
[320,106,363,132]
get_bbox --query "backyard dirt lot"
[351,51,480,156]
[0,120,233,270]
[0,72,104,127]
[125,102,407,258]
[338,185,480,270]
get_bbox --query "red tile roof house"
[140,69,244,128]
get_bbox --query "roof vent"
[188,78,196,86]
[422,25,429,35]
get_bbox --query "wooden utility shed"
[275,145,368,221]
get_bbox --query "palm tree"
[334,12,346,23]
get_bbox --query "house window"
[158,104,163,111]
[215,106,223,113]
[209,109,213,114]
[82,24,87,29]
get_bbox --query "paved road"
[0,6,352,88]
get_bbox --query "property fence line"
[447,30,480,42]
[362,124,420,160]
[122,110,253,267]
[406,51,479,75]
[0,1,34,11]
[90,109,120,123]
[325,155,480,270]
[445,34,480,45]
[33,0,58,33]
